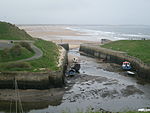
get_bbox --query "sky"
[0,0,150,25]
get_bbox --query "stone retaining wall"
[0,46,68,89]
[59,43,69,51]
[80,44,150,80]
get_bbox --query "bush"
[10,44,22,57]
[1,48,10,58]
[19,42,34,52]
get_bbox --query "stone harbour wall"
[80,44,150,80]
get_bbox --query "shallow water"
[0,48,150,113]
[66,25,150,40]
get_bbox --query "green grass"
[0,21,60,72]
[0,44,35,71]
[0,39,60,71]
[0,62,32,71]
[0,45,34,62]
[0,21,32,40]
[29,39,60,71]
[101,40,150,64]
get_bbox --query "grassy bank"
[101,40,150,65]
[0,45,34,62]
[0,21,32,40]
[0,41,35,63]
[29,39,60,71]
[0,22,60,71]
[0,39,59,72]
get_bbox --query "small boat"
[67,63,81,76]
[68,69,76,76]
[122,61,131,70]
[71,63,80,73]
[67,58,81,76]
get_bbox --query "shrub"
[10,44,22,57]
[19,42,34,52]
[1,48,10,58]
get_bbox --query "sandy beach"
[18,25,101,48]
[19,25,84,36]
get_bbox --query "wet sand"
[19,25,84,37]
[61,48,150,112]
[19,25,84,44]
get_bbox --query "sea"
[63,25,150,41]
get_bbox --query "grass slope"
[0,46,34,62]
[101,40,150,64]
[29,39,59,71]
[0,39,59,71]
[0,21,59,71]
[0,21,32,40]
[0,44,35,71]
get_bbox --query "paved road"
[0,40,43,62]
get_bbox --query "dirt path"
[16,43,43,62]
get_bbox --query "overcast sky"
[0,0,150,25]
